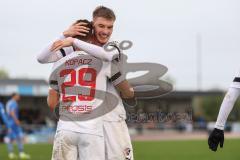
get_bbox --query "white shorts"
[51,130,104,160]
[103,121,134,160]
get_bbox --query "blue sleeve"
[9,102,17,112]
[1,113,10,128]
[0,104,10,128]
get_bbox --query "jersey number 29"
[60,68,97,102]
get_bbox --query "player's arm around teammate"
[37,22,119,63]
[36,21,89,63]
[49,37,134,100]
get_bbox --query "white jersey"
[215,69,240,130]
[103,55,127,121]
[37,35,128,122]
[103,83,127,121]
[49,51,124,136]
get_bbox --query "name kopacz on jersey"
[65,58,92,66]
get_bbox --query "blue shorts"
[7,124,23,139]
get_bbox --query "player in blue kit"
[0,101,9,128]
[5,93,30,159]
[0,101,11,158]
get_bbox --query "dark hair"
[73,19,93,41]
[11,92,18,98]
[93,6,116,21]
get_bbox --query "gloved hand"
[208,128,224,151]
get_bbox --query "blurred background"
[0,0,240,159]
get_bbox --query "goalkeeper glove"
[208,128,224,152]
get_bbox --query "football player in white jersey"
[48,50,132,160]
[208,69,240,152]
[38,6,134,160]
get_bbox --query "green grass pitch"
[0,139,239,160]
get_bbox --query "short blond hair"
[93,6,116,21]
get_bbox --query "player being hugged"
[37,6,135,160]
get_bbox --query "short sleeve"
[106,61,125,86]
[9,102,16,112]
